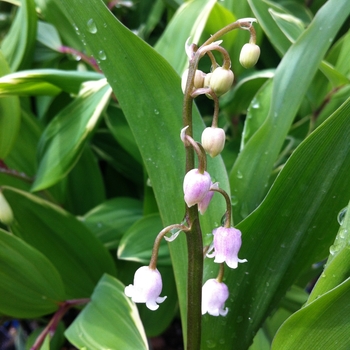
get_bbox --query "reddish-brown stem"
[31,299,90,350]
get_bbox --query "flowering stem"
[149,224,189,269]
[184,135,207,174]
[183,50,204,350]
[210,187,232,227]
[31,299,89,350]
[217,263,225,283]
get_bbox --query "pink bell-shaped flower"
[202,278,229,316]
[198,182,218,215]
[124,266,167,310]
[207,226,247,269]
[183,169,211,208]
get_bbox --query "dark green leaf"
[3,187,117,299]
[202,97,350,350]
[81,197,143,249]
[1,0,37,71]
[0,51,21,158]
[0,228,65,318]
[230,0,350,222]
[118,214,171,266]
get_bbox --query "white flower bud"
[201,127,226,157]
[239,43,260,69]
[0,191,13,225]
[208,67,234,96]
[181,69,205,93]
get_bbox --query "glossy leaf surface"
[3,187,116,299]
[0,228,64,318]
[202,97,350,349]
[65,274,149,350]
[32,79,112,191]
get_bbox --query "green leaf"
[0,69,103,96]
[154,0,217,74]
[81,197,143,249]
[32,79,112,191]
[0,0,37,71]
[230,0,350,222]
[271,278,350,350]
[248,0,293,55]
[202,97,350,350]
[0,51,21,158]
[58,1,230,343]
[37,20,62,51]
[65,274,149,350]
[118,214,171,266]
[0,228,65,318]
[3,187,117,299]
[63,146,106,215]
[268,8,305,43]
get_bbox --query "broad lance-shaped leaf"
[32,79,112,191]
[0,52,21,159]
[3,187,117,299]
[0,69,103,96]
[0,0,37,71]
[58,0,230,343]
[201,97,350,350]
[155,0,236,75]
[65,274,148,350]
[230,0,350,222]
[271,200,350,349]
[271,278,350,350]
[0,228,65,318]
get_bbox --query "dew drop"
[337,207,347,225]
[206,340,216,348]
[87,19,97,33]
[154,109,159,115]
[236,171,243,179]
[98,50,106,60]
[231,195,238,206]
[329,245,337,256]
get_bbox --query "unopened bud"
[0,191,13,225]
[209,67,234,96]
[201,127,226,157]
[239,43,260,69]
[181,69,206,93]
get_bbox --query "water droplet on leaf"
[87,19,97,33]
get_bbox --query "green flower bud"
[181,69,205,93]
[201,127,226,157]
[208,67,234,96]
[239,43,260,69]
[0,191,13,225]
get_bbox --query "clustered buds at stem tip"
[239,43,260,69]
[207,226,247,269]
[208,67,234,97]
[202,278,229,316]
[201,127,226,158]
[124,266,167,311]
[181,69,206,94]
[183,169,211,208]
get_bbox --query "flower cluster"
[125,19,258,319]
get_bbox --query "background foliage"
[0,0,349,349]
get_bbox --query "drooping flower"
[208,67,234,96]
[239,43,260,69]
[198,182,218,215]
[201,127,226,158]
[207,226,247,269]
[202,278,229,316]
[124,266,167,311]
[183,169,211,208]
